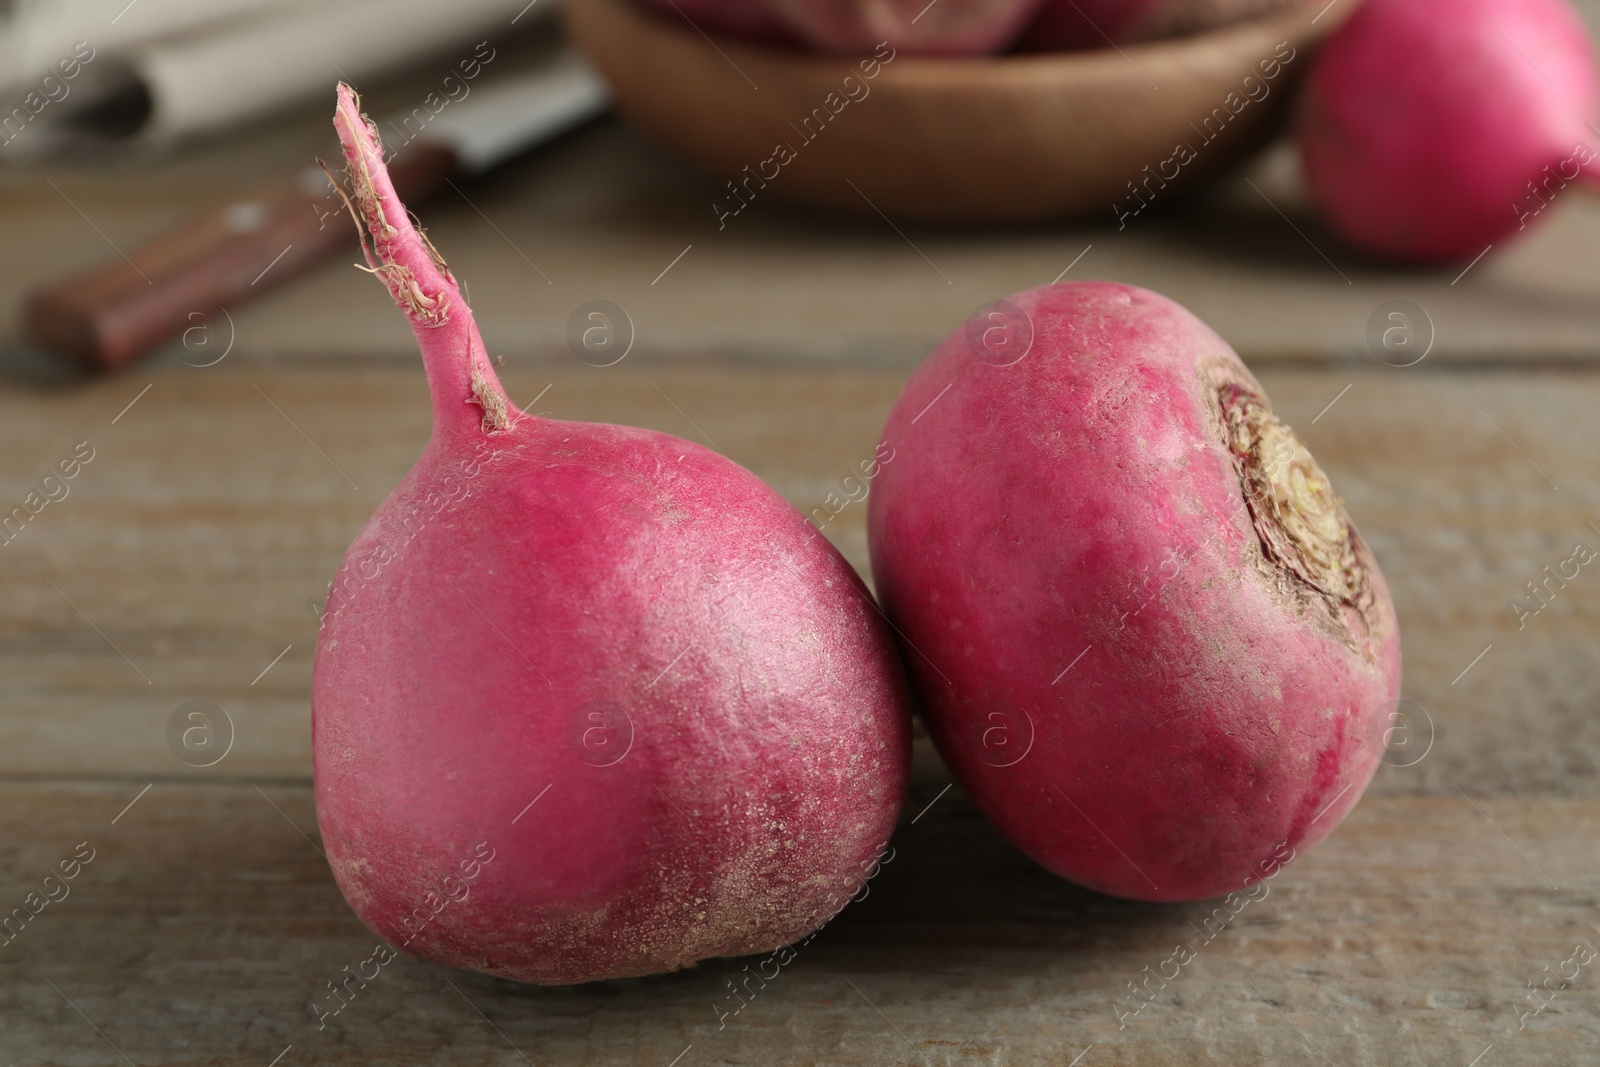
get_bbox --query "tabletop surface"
[3,38,1600,1067]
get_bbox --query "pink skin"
[1023,0,1298,51]
[1023,0,1166,49]
[1300,0,1600,263]
[634,0,793,43]
[867,282,1401,903]
[768,0,1048,55]
[313,84,911,985]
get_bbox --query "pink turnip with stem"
[768,0,1048,55]
[634,0,793,43]
[1299,0,1600,263]
[866,281,1401,903]
[1022,0,1302,51]
[312,84,911,985]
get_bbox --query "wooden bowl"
[567,0,1344,223]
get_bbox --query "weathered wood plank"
[6,120,1600,370]
[0,23,1597,1067]
[2,363,1597,796]
[0,782,1592,1066]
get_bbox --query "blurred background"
[6,0,1600,377]
[4,0,1600,1063]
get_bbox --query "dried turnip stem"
[332,82,512,439]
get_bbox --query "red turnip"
[635,0,793,43]
[768,0,1047,55]
[867,282,1400,902]
[1299,0,1600,262]
[312,84,911,984]
[1023,0,1301,51]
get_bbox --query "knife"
[23,51,609,373]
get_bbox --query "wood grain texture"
[8,118,1600,372]
[0,361,1596,799]
[0,348,1597,1064]
[2,63,1599,1064]
[0,782,1594,1065]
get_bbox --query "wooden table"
[3,91,1599,1065]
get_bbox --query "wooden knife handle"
[23,144,457,372]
